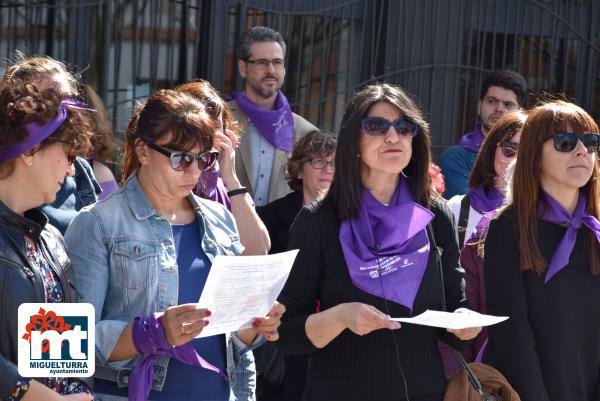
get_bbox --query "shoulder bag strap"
[458,194,471,248]
[426,223,487,401]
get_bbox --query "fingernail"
[204,320,210,326]
[206,310,212,317]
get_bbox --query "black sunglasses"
[499,141,518,158]
[552,132,600,153]
[361,116,418,137]
[146,142,218,171]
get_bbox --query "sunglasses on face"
[552,132,600,153]
[361,116,419,137]
[146,142,219,171]
[499,141,518,158]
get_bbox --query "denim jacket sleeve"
[64,207,135,369]
[229,333,265,401]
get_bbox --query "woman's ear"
[134,138,148,165]
[19,152,34,167]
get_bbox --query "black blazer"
[257,191,303,254]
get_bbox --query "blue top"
[151,222,231,400]
[439,145,478,199]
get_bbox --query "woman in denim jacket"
[65,89,284,401]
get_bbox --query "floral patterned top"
[6,238,91,401]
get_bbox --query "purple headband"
[0,99,94,163]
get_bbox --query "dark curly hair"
[0,80,94,178]
[286,130,336,192]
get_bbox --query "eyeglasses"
[552,132,600,153]
[482,96,519,111]
[499,141,518,158]
[309,158,335,170]
[244,58,285,70]
[146,142,219,171]
[361,116,418,137]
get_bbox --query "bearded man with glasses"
[440,70,528,199]
[229,26,318,206]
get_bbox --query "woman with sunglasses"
[277,84,480,401]
[65,89,284,401]
[441,111,526,375]
[0,73,94,400]
[448,111,526,248]
[482,101,600,401]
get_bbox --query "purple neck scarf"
[468,186,504,214]
[231,90,294,152]
[0,99,94,163]
[129,313,227,401]
[538,191,600,283]
[458,123,485,153]
[193,161,232,210]
[339,178,434,310]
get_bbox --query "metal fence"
[2,0,600,161]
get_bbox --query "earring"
[356,153,360,158]
[27,161,33,167]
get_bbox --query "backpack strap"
[458,194,471,248]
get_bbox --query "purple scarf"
[458,123,485,153]
[98,180,119,201]
[231,90,294,152]
[468,186,504,215]
[538,191,600,283]
[129,314,227,401]
[339,178,434,310]
[193,162,232,211]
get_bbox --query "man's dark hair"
[480,70,528,107]
[237,26,287,61]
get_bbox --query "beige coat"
[228,99,318,203]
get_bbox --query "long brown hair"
[469,111,527,191]
[511,100,600,275]
[122,90,217,182]
[327,83,433,220]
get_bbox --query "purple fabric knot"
[231,90,294,152]
[193,162,232,211]
[468,186,504,215]
[339,178,434,310]
[128,313,227,401]
[457,123,485,153]
[539,192,600,283]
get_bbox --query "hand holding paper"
[196,250,298,338]
[391,309,508,330]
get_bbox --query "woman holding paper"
[65,89,284,401]
[277,83,481,401]
[483,101,600,401]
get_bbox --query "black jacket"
[0,201,76,399]
[256,191,303,254]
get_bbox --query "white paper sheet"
[196,249,298,338]
[391,309,508,330]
